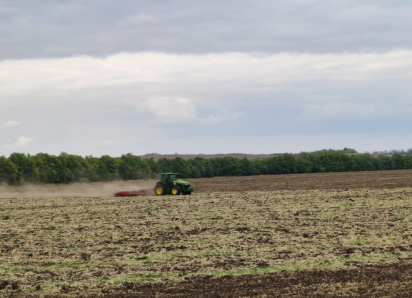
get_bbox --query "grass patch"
[43,263,83,270]
[351,238,363,246]
[135,257,151,262]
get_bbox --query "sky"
[1,0,412,156]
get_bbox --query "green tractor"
[155,173,193,196]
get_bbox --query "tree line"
[1,150,412,185]
[372,149,412,155]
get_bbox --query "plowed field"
[1,170,412,297]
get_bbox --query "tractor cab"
[155,173,193,196]
[161,173,178,185]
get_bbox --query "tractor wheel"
[184,192,192,195]
[171,185,181,195]
[155,183,165,196]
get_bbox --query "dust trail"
[0,180,157,198]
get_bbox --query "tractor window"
[170,174,177,180]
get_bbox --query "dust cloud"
[0,180,157,198]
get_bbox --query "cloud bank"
[1,1,412,59]
[0,50,411,155]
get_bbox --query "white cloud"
[4,136,34,149]
[141,97,245,124]
[3,120,21,128]
[199,111,246,124]
[145,97,198,124]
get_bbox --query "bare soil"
[2,169,411,198]
[39,263,412,298]
[191,169,412,193]
[1,170,412,297]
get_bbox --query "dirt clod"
[0,281,9,290]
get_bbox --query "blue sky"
[1,0,412,156]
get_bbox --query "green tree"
[277,154,297,174]
[83,156,100,182]
[34,153,60,183]
[240,158,259,175]
[404,156,412,169]
[392,154,405,169]
[253,159,268,175]
[8,153,39,183]
[144,158,158,178]
[119,154,152,180]
[0,156,19,185]
[296,154,313,173]
[56,152,87,183]
[170,158,193,178]
[98,155,120,181]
